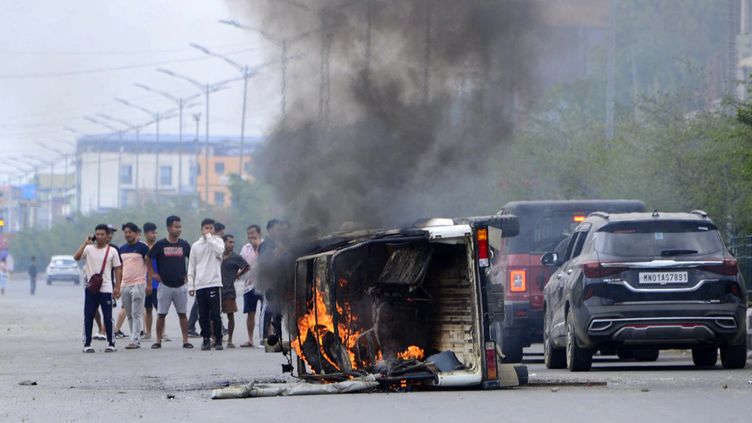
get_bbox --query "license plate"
[638,271,689,284]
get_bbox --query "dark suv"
[492,200,646,362]
[541,211,748,371]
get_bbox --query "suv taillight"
[509,269,526,292]
[485,342,498,380]
[582,261,627,278]
[701,258,738,276]
[477,227,489,267]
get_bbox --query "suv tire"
[544,308,566,369]
[691,347,718,367]
[46,278,52,285]
[566,312,592,371]
[633,349,659,362]
[502,336,524,363]
[720,342,747,369]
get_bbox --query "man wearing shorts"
[220,234,249,348]
[239,224,263,347]
[146,215,192,349]
[142,222,160,340]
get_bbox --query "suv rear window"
[505,214,580,254]
[595,221,724,258]
[53,259,77,266]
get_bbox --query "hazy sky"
[0,0,282,175]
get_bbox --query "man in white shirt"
[239,224,263,347]
[187,218,225,351]
[74,224,123,353]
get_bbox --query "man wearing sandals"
[219,234,249,348]
[74,224,123,353]
[146,216,193,350]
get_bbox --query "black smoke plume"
[234,0,542,232]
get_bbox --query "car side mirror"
[541,252,559,267]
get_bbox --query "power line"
[0,41,259,56]
[0,46,263,80]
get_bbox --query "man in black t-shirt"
[146,215,193,349]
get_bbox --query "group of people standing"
[75,215,287,353]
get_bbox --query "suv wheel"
[46,278,52,285]
[502,336,524,363]
[691,347,718,367]
[720,342,748,369]
[544,308,566,369]
[566,312,592,371]
[633,349,659,362]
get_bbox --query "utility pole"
[605,0,616,140]
[423,0,432,104]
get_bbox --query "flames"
[397,345,425,361]
[291,280,361,372]
[292,278,426,375]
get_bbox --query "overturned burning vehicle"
[282,215,526,390]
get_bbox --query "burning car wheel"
[565,312,592,372]
[691,347,718,368]
[543,308,565,369]
[720,342,748,369]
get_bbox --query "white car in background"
[46,255,82,285]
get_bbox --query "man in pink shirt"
[116,223,152,349]
[239,224,263,347]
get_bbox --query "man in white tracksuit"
[187,218,225,351]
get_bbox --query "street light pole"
[84,116,122,210]
[39,143,70,227]
[115,99,179,201]
[156,68,239,205]
[189,44,278,179]
[193,113,201,198]
[133,85,201,196]
[219,20,315,130]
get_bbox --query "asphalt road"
[1,275,751,423]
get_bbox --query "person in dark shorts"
[220,234,249,348]
[146,215,193,349]
[142,222,160,340]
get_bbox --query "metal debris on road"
[211,375,380,399]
